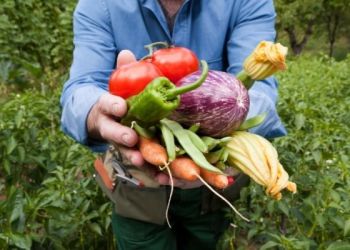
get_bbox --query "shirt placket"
[141,0,192,46]
[171,0,192,47]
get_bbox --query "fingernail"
[112,103,118,114]
[121,133,131,145]
[127,154,136,166]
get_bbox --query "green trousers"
[112,187,230,250]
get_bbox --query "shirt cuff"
[60,85,109,152]
[246,86,287,139]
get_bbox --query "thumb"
[116,50,137,68]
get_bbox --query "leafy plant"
[0,0,76,88]
[221,55,350,249]
[0,87,114,249]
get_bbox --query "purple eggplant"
[171,70,249,137]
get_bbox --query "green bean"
[221,148,229,162]
[206,148,224,164]
[160,119,222,173]
[131,121,155,138]
[186,130,208,153]
[201,136,219,151]
[219,137,233,144]
[159,123,176,161]
[215,161,226,170]
[188,123,200,133]
[238,113,267,131]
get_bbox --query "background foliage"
[220,56,350,250]
[0,0,349,249]
[0,0,75,92]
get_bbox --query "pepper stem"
[237,70,254,89]
[165,60,208,100]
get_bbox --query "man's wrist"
[60,85,107,146]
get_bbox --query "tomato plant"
[108,61,163,99]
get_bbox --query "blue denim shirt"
[60,0,287,152]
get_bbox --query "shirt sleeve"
[226,0,287,138]
[60,0,116,151]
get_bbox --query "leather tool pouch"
[94,146,250,224]
[94,146,168,225]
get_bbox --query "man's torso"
[103,0,240,71]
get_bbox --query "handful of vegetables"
[108,41,295,224]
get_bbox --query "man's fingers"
[154,173,170,186]
[98,93,127,117]
[155,173,185,187]
[118,146,144,168]
[116,50,137,68]
[99,117,138,147]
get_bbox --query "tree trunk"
[285,23,314,55]
[327,13,340,58]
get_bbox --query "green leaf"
[15,110,24,128]
[326,242,350,250]
[247,228,258,240]
[316,214,326,229]
[10,191,24,224]
[9,233,32,250]
[3,159,11,175]
[85,211,99,221]
[278,201,290,216]
[238,113,267,130]
[0,233,9,241]
[17,59,42,77]
[294,113,305,129]
[88,223,102,236]
[312,151,322,165]
[330,190,341,203]
[344,220,350,237]
[18,146,25,162]
[260,241,280,250]
[329,202,342,210]
[6,136,17,155]
[105,216,112,231]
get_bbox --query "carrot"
[139,136,168,166]
[169,157,249,222]
[169,157,200,181]
[200,168,229,189]
[138,136,174,228]
[138,138,249,223]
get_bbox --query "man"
[60,0,286,249]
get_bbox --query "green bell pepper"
[121,60,208,127]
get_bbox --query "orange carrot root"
[139,136,168,166]
[168,157,249,222]
[163,166,174,228]
[195,174,250,222]
[169,157,200,181]
[200,168,229,189]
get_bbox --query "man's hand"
[87,50,144,167]
[87,50,203,189]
